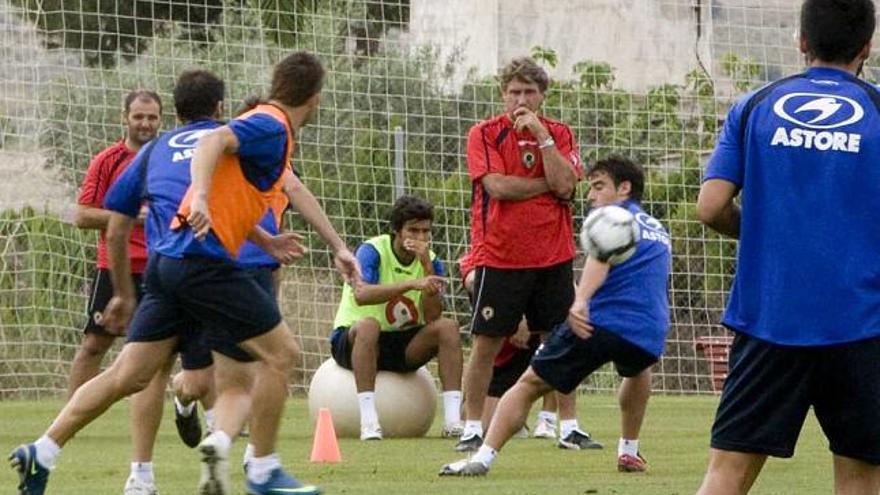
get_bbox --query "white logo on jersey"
[168,129,212,162]
[770,92,864,153]
[167,129,212,148]
[635,212,670,247]
[773,93,863,129]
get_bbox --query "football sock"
[560,419,579,438]
[463,420,483,438]
[619,438,639,457]
[442,391,462,427]
[536,411,557,425]
[204,408,216,432]
[247,452,281,485]
[34,435,61,469]
[358,392,379,427]
[130,462,154,484]
[471,444,497,466]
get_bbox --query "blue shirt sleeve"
[103,143,151,217]
[704,96,749,186]
[431,257,446,277]
[228,113,288,191]
[356,244,381,285]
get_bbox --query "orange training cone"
[310,407,342,463]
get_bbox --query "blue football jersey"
[705,67,880,346]
[588,200,671,357]
[104,118,280,267]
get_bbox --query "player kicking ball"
[440,156,671,477]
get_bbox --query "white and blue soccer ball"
[580,205,641,265]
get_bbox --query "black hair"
[389,195,434,233]
[587,155,645,202]
[801,0,875,64]
[173,70,225,122]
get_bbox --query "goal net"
[1,0,875,397]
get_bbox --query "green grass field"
[0,394,832,494]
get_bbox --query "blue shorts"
[330,326,424,372]
[126,254,281,367]
[531,323,657,394]
[177,267,276,369]
[711,332,880,464]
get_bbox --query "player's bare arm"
[102,212,138,334]
[512,107,577,199]
[481,173,550,201]
[568,257,611,339]
[353,275,446,306]
[696,179,740,239]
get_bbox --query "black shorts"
[470,261,574,337]
[531,323,657,394]
[711,332,880,464]
[126,254,281,361]
[176,266,277,369]
[488,345,535,398]
[330,326,425,373]
[84,269,144,334]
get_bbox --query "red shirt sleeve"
[551,123,584,180]
[77,153,109,207]
[466,123,506,182]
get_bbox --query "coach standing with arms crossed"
[456,57,583,452]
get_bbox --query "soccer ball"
[580,205,641,265]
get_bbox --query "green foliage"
[9,0,224,67]
[16,9,749,393]
[529,45,559,68]
[720,52,762,92]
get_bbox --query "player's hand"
[512,107,548,136]
[413,275,447,295]
[187,195,212,241]
[266,232,307,265]
[403,238,430,260]
[334,247,361,285]
[101,295,136,335]
[509,319,531,349]
[567,300,594,339]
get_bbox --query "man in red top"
[71,88,161,395]
[456,57,583,452]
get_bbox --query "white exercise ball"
[307,359,437,438]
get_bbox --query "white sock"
[619,438,639,457]
[207,431,232,456]
[471,444,497,466]
[560,419,579,439]
[463,419,483,438]
[34,435,61,470]
[247,452,282,485]
[204,408,216,432]
[243,443,255,467]
[174,396,195,417]
[358,392,379,427]
[537,411,557,425]
[441,391,462,427]
[130,461,154,484]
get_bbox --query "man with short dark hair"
[441,156,671,477]
[455,56,584,453]
[71,88,161,395]
[696,1,880,493]
[70,88,165,494]
[330,194,463,440]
